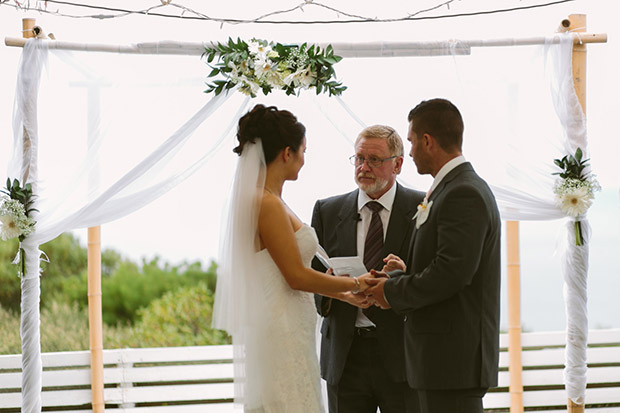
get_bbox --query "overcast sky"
[0,0,618,331]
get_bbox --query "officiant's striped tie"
[363,201,384,271]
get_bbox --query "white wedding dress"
[245,224,324,413]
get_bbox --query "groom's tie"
[363,201,384,272]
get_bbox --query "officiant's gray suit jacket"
[311,183,423,385]
[385,162,501,390]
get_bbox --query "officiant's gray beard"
[356,173,389,197]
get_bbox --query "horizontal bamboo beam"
[4,33,607,57]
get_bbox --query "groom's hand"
[364,272,391,309]
[338,291,372,308]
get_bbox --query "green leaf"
[575,147,583,162]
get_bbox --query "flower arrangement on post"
[0,178,37,275]
[552,148,600,246]
[203,37,347,97]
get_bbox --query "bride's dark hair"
[234,104,306,164]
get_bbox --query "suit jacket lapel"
[407,162,473,262]
[384,184,416,260]
[335,189,359,257]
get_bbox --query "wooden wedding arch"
[5,14,607,413]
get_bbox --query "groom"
[365,99,501,413]
[312,125,424,413]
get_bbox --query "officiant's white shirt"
[355,182,397,328]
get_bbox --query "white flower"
[557,186,592,217]
[284,66,316,89]
[0,214,21,240]
[238,77,260,97]
[413,199,433,229]
[0,197,35,240]
[553,177,599,218]
[254,56,276,79]
[296,66,316,88]
[248,40,272,59]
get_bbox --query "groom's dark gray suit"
[384,162,501,409]
[312,183,424,412]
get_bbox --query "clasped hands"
[336,254,406,310]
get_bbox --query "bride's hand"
[338,291,372,308]
[356,273,373,294]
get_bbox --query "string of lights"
[1,0,576,25]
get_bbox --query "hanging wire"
[1,0,577,25]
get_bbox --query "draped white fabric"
[8,33,591,410]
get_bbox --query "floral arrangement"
[203,37,346,98]
[552,148,600,245]
[0,178,37,275]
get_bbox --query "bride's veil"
[213,138,266,408]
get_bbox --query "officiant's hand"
[364,271,391,309]
[382,254,406,273]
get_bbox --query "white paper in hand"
[329,256,367,277]
[315,246,367,277]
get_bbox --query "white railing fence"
[0,329,619,412]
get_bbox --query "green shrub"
[0,233,121,312]
[108,283,230,348]
[0,301,91,354]
[40,301,90,352]
[0,304,21,354]
[0,238,22,312]
[100,258,217,326]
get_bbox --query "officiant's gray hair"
[355,125,404,157]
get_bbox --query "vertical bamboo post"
[506,221,523,412]
[87,87,104,410]
[88,226,104,412]
[567,13,587,413]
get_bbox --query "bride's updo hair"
[234,104,306,164]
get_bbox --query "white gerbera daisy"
[558,186,592,217]
[0,214,21,240]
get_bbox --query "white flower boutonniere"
[413,199,433,229]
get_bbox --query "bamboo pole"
[84,37,105,413]
[506,221,523,413]
[86,81,105,411]
[567,13,587,413]
[3,33,608,56]
[88,226,104,412]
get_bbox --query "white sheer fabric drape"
[546,35,590,404]
[10,39,249,412]
[8,33,590,410]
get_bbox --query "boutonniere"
[413,198,433,229]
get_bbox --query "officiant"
[312,125,424,413]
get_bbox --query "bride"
[213,104,369,412]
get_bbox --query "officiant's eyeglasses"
[349,155,397,168]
